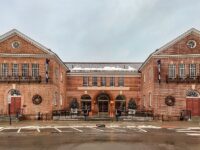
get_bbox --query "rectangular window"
[179,64,185,78]
[168,64,176,78]
[22,64,29,77]
[83,76,89,86]
[149,93,152,107]
[12,64,18,77]
[92,77,97,86]
[118,77,124,86]
[101,77,106,86]
[189,64,196,78]
[32,64,39,77]
[110,77,115,86]
[143,96,146,107]
[1,63,9,77]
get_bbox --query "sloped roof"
[0,29,68,70]
[0,29,54,55]
[139,28,200,71]
[65,62,142,72]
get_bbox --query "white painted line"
[186,133,200,136]
[71,127,83,132]
[137,127,147,133]
[0,128,4,132]
[17,128,21,133]
[138,125,161,129]
[86,125,96,128]
[187,127,200,130]
[109,125,119,128]
[54,127,62,133]
[37,127,40,133]
[88,127,104,132]
[108,127,126,132]
[127,126,136,128]
[176,130,200,133]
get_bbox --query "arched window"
[81,94,91,110]
[186,90,200,97]
[116,95,126,101]
[81,94,91,101]
[97,93,110,101]
[8,89,21,96]
[115,95,126,112]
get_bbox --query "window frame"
[179,64,185,78]
[22,64,29,77]
[189,64,196,78]
[168,64,176,79]
[110,77,115,87]
[101,77,106,86]
[83,76,89,86]
[92,77,97,86]
[32,64,39,77]
[118,77,124,86]
[1,63,9,77]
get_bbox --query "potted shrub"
[128,98,137,115]
[70,98,79,115]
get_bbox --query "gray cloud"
[0,0,200,62]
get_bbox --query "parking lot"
[1,124,200,150]
[1,125,200,137]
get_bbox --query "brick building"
[0,28,200,119]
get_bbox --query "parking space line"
[137,127,147,133]
[70,127,83,132]
[37,127,40,133]
[186,133,200,136]
[54,127,62,133]
[176,130,200,133]
[17,128,21,133]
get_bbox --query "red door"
[186,98,200,116]
[10,97,21,115]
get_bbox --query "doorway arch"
[186,90,200,116]
[96,93,110,113]
[8,89,21,115]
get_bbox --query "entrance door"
[10,97,21,115]
[186,98,200,116]
[98,101,108,112]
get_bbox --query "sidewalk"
[0,120,200,128]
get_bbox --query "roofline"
[0,29,69,70]
[139,28,200,71]
[64,62,143,64]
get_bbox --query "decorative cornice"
[0,53,54,58]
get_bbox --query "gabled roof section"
[154,28,200,55]
[0,29,54,55]
[139,28,200,71]
[0,29,69,70]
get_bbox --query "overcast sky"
[0,0,200,62]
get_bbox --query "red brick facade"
[1,28,200,119]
